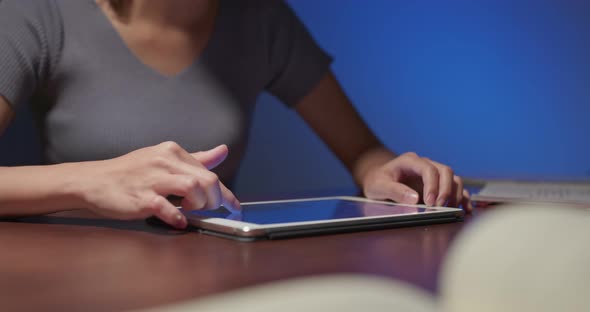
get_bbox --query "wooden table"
[0,202,475,311]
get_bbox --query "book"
[471,181,590,206]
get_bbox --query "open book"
[139,204,590,312]
[471,181,590,205]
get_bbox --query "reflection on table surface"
[0,198,474,311]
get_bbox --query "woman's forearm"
[293,72,397,186]
[0,163,88,218]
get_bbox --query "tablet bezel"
[184,196,464,239]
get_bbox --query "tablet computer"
[183,196,464,241]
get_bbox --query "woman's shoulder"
[0,0,63,37]
[0,0,64,108]
[225,0,300,33]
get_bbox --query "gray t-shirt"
[0,0,332,184]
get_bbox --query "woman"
[0,0,471,229]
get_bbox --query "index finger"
[220,183,241,212]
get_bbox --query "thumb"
[365,180,420,205]
[191,144,229,169]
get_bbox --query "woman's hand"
[79,141,240,229]
[361,152,472,212]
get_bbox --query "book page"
[472,182,590,205]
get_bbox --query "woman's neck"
[102,0,217,31]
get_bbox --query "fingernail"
[426,193,436,206]
[403,191,419,204]
[436,197,446,207]
[175,214,187,228]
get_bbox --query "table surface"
[0,201,477,311]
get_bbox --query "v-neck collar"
[91,0,224,80]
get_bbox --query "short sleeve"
[0,0,63,110]
[263,1,333,107]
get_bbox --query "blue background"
[2,0,590,198]
[234,0,590,197]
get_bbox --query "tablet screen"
[186,199,429,225]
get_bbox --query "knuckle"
[209,172,220,183]
[202,172,219,188]
[426,164,439,178]
[160,141,181,154]
[421,157,437,169]
[141,195,163,215]
[388,167,402,180]
[441,165,454,177]
[182,177,200,192]
[403,152,418,159]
